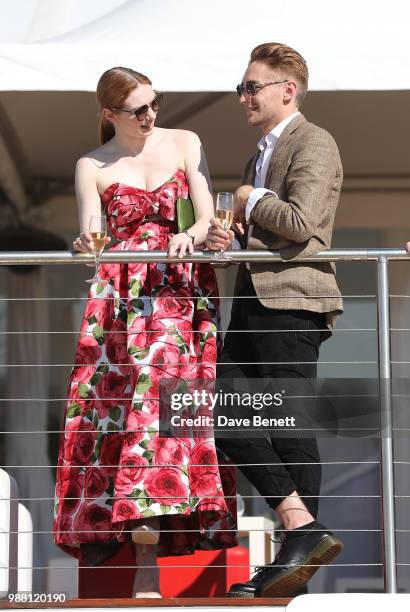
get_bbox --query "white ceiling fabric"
[0,0,410,92]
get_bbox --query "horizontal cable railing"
[0,248,408,598]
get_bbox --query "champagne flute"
[85,215,108,285]
[215,192,233,258]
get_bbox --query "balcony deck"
[0,597,291,609]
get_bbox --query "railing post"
[0,469,18,597]
[377,255,397,593]
[18,503,33,594]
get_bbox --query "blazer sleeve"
[250,127,342,243]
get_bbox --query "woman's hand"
[72,231,111,253]
[168,232,194,259]
[406,242,410,253]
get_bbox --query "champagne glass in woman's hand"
[85,215,108,285]
[215,192,234,259]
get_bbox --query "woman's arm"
[168,131,214,259]
[73,157,111,253]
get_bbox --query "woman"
[53,67,237,598]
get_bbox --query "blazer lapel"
[245,152,258,185]
[264,114,306,187]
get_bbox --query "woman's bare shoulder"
[76,142,114,170]
[156,127,201,147]
[173,128,201,145]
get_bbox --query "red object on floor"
[78,544,249,598]
[159,546,249,597]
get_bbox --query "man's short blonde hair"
[250,42,309,107]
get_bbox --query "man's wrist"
[231,236,242,250]
[246,188,279,221]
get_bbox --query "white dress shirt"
[237,111,300,260]
[245,111,301,221]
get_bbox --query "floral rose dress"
[53,170,237,561]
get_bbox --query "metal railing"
[1,247,410,596]
[1,247,410,264]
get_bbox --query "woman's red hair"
[96,67,152,144]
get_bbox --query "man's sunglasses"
[236,80,288,97]
[110,93,163,121]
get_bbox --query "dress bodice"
[101,169,188,241]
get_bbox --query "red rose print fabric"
[53,171,237,559]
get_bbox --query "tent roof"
[1,0,410,92]
[1,1,410,235]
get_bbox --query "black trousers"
[216,281,326,518]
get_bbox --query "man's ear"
[284,80,297,103]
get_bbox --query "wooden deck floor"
[0,597,292,608]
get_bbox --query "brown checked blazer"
[236,113,344,331]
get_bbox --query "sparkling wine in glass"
[215,192,233,258]
[85,215,108,285]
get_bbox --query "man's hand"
[233,185,253,230]
[205,218,235,251]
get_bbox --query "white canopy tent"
[1,0,410,92]
[0,0,409,224]
[1,0,410,595]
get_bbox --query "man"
[206,42,344,597]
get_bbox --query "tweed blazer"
[236,114,343,329]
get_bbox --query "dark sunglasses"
[236,80,288,97]
[110,93,163,121]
